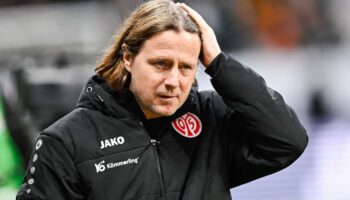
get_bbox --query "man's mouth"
[159,95,177,99]
[158,94,178,100]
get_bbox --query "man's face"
[123,30,201,119]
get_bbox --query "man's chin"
[156,110,177,117]
[150,106,178,118]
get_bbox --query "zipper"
[150,139,164,198]
[140,121,165,198]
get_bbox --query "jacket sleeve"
[205,52,308,188]
[16,134,85,200]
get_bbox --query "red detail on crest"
[172,112,202,138]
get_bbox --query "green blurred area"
[0,97,24,199]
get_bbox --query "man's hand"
[178,3,221,68]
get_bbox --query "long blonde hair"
[95,0,200,91]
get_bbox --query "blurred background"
[0,0,349,199]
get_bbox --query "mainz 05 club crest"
[172,112,202,138]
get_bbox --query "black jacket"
[17,52,308,200]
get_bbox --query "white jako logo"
[100,136,125,149]
[35,139,43,150]
[95,160,106,173]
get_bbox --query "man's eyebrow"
[147,57,173,65]
[148,56,197,67]
[148,56,172,60]
[180,61,197,68]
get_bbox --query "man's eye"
[180,65,193,71]
[154,61,168,67]
[179,65,195,75]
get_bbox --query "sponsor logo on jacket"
[95,160,106,173]
[100,136,125,149]
[94,157,139,173]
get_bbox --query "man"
[17,1,308,199]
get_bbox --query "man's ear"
[122,44,132,72]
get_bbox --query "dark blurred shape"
[55,52,69,69]
[12,67,85,130]
[1,87,37,167]
[309,90,330,121]
[0,51,93,167]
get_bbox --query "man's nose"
[164,67,180,88]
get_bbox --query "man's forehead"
[146,50,199,65]
[140,31,201,63]
[144,30,199,46]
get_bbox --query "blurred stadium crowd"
[1,0,350,199]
